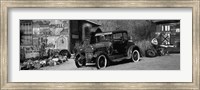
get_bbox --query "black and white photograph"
[20,20,180,70]
[1,0,197,88]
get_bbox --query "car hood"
[76,41,112,53]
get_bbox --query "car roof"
[95,30,127,36]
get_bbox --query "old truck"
[74,30,141,69]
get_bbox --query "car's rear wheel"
[131,49,140,62]
[96,54,108,69]
[75,55,86,68]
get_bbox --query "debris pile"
[20,55,69,70]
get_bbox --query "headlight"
[90,46,94,50]
[85,45,94,53]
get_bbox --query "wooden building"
[153,20,180,52]
[20,20,102,59]
[20,20,33,46]
[154,20,180,45]
[20,20,40,59]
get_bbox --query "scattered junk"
[145,37,170,57]
[20,49,71,70]
[59,49,71,59]
[40,60,47,67]
[145,45,169,57]
[47,57,57,66]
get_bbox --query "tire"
[146,49,156,57]
[75,55,86,68]
[131,49,140,62]
[127,47,133,59]
[96,54,108,69]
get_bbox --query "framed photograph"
[1,0,199,89]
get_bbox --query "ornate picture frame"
[0,0,199,89]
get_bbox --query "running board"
[110,57,128,62]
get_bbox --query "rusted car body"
[74,30,141,69]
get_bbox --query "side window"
[123,33,128,40]
[113,33,123,40]
[105,35,112,41]
[95,35,105,42]
[95,36,101,43]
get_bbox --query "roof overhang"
[152,20,180,24]
[82,20,101,26]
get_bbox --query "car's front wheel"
[75,55,86,68]
[96,54,108,69]
[131,49,140,62]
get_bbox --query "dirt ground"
[41,54,180,70]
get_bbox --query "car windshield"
[113,33,123,40]
[95,35,105,43]
[95,34,112,43]
[105,35,112,41]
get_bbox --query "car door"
[121,32,129,52]
[112,32,124,54]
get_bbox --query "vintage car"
[74,30,141,69]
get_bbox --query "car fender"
[126,45,141,59]
[93,51,108,59]
[74,52,85,61]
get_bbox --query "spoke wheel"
[96,54,107,69]
[131,50,140,62]
[75,55,86,68]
